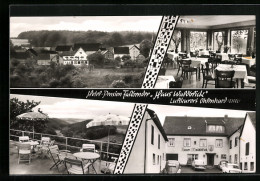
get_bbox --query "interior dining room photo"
[154,15,256,89]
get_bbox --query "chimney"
[224,114,228,122]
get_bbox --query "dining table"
[22,140,39,154]
[73,152,100,174]
[242,57,256,67]
[182,57,209,80]
[216,53,229,61]
[154,76,175,89]
[213,64,248,88]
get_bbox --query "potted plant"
[224,45,230,53]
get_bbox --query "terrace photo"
[9,94,135,174]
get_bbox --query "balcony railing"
[10,129,122,161]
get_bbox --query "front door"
[207,154,214,166]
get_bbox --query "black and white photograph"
[9,94,135,174]
[10,16,161,88]
[154,15,256,89]
[124,105,256,174]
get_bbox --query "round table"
[73,152,100,174]
[22,141,39,153]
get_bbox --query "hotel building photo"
[124,107,256,174]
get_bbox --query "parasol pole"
[107,125,110,160]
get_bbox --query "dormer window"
[207,125,225,133]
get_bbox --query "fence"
[10,129,122,161]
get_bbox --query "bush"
[49,78,60,88]
[110,80,128,88]
[123,75,133,84]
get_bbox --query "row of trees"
[18,30,155,48]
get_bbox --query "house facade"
[163,115,245,167]
[124,109,167,174]
[61,49,88,66]
[129,45,140,60]
[239,112,256,173]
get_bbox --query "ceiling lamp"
[179,18,195,24]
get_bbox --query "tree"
[87,52,105,67]
[140,40,153,58]
[10,97,44,131]
[215,32,224,52]
[121,55,131,61]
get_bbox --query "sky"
[11,94,250,125]
[10,16,162,37]
[10,94,135,119]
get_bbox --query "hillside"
[46,118,69,130]
[17,30,155,47]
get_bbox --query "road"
[181,166,222,173]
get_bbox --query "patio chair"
[80,144,96,153]
[169,77,183,88]
[180,59,197,80]
[201,63,215,88]
[215,70,236,88]
[64,157,91,174]
[101,157,118,174]
[48,145,74,172]
[37,137,52,156]
[17,143,31,164]
[19,136,30,142]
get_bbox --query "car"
[191,160,206,171]
[222,163,242,173]
[218,160,228,170]
[162,160,181,174]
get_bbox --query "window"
[207,125,225,133]
[235,137,239,147]
[240,163,243,170]
[158,134,160,149]
[216,139,223,148]
[194,141,196,145]
[250,162,254,171]
[168,138,175,147]
[184,138,191,147]
[230,140,232,149]
[244,162,248,170]
[221,154,226,159]
[153,154,155,165]
[187,154,198,165]
[151,125,154,145]
[213,31,224,52]
[199,139,207,147]
[190,31,207,51]
[229,155,232,163]
[234,154,238,164]
[157,155,159,165]
[246,142,250,155]
[231,29,248,54]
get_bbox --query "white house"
[129,45,140,60]
[163,115,244,166]
[61,48,88,66]
[239,112,256,173]
[124,109,168,174]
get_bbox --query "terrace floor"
[9,140,109,175]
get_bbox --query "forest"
[17,30,155,47]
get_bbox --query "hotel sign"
[182,148,208,151]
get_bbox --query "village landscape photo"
[9,16,161,88]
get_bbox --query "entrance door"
[166,154,178,160]
[207,154,214,166]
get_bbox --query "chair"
[201,63,215,88]
[64,157,91,174]
[180,59,197,80]
[228,54,236,61]
[17,143,31,164]
[48,145,73,172]
[215,70,236,88]
[19,136,30,142]
[176,58,183,76]
[101,157,118,174]
[80,144,96,152]
[235,54,242,64]
[37,137,51,156]
[169,77,183,88]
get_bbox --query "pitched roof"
[74,43,101,51]
[37,54,50,60]
[247,112,256,127]
[55,45,72,51]
[27,49,38,56]
[11,51,30,59]
[60,51,76,56]
[146,109,168,141]
[163,116,244,137]
[114,47,130,54]
[130,45,140,50]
